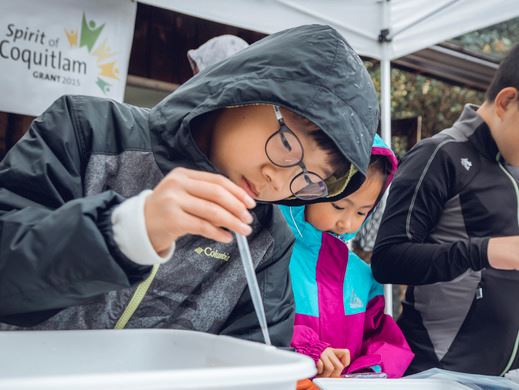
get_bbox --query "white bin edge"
[0,329,316,390]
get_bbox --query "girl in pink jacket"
[280,135,413,378]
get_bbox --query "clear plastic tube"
[235,233,272,345]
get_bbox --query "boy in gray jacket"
[0,25,378,346]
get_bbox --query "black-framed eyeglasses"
[264,105,329,201]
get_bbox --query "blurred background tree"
[450,17,519,60]
[364,16,518,152]
[365,62,485,139]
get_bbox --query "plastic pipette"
[235,233,272,345]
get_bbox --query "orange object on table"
[296,378,320,390]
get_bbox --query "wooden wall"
[129,4,265,84]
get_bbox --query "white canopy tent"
[139,0,519,315]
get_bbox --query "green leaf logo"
[65,12,118,95]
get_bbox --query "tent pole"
[380,0,393,317]
[380,57,391,148]
[380,56,393,317]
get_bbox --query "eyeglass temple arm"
[273,105,294,152]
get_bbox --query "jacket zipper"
[497,154,519,375]
[114,264,160,329]
[501,330,519,376]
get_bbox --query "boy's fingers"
[182,196,252,236]
[185,180,254,224]
[181,169,256,208]
[181,212,233,243]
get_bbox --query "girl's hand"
[316,347,350,378]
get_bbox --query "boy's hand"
[144,167,256,254]
[316,348,350,378]
[487,236,519,270]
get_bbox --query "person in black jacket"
[0,25,379,347]
[372,44,519,375]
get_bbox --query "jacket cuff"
[111,190,175,265]
[97,192,149,284]
[471,236,490,269]
[295,339,331,363]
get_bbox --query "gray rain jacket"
[0,25,378,345]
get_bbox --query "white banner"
[0,0,137,116]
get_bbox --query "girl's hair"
[283,109,351,179]
[368,154,391,183]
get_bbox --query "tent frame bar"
[389,0,462,40]
[274,0,377,41]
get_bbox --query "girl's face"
[305,167,384,235]
[197,104,336,202]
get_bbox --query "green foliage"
[365,61,485,139]
[450,17,519,60]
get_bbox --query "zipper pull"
[476,284,483,300]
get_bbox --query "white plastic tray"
[0,329,315,390]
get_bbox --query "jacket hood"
[281,134,397,242]
[149,24,379,205]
